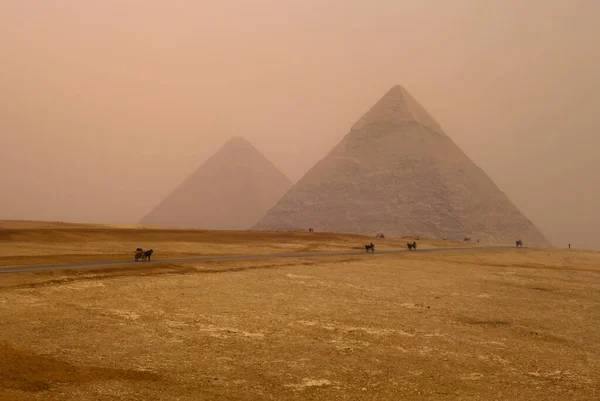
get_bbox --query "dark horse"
[407,241,417,251]
[143,249,154,261]
[516,240,523,248]
[365,243,375,253]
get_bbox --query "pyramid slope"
[253,86,550,246]
[140,137,292,230]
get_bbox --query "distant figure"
[463,237,471,243]
[569,243,571,249]
[365,243,375,252]
[516,240,523,248]
[407,241,417,251]
[143,249,154,261]
[476,238,480,244]
[135,248,144,262]
[308,228,314,233]
[376,233,385,239]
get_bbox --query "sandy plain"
[0,221,599,400]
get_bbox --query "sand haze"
[1,0,599,249]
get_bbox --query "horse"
[365,243,375,253]
[143,249,154,261]
[134,248,144,262]
[463,236,472,243]
[407,241,417,251]
[376,233,385,239]
[516,240,523,248]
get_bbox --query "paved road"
[0,245,517,274]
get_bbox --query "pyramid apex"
[353,85,445,136]
[218,136,258,153]
[380,84,409,98]
[389,84,407,91]
[226,136,251,144]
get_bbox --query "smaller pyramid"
[140,137,292,230]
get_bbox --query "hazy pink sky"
[1,0,599,249]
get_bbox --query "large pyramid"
[254,85,550,246]
[140,137,292,230]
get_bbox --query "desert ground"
[0,221,599,400]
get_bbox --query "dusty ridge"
[140,137,292,230]
[0,245,515,274]
[254,85,550,246]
